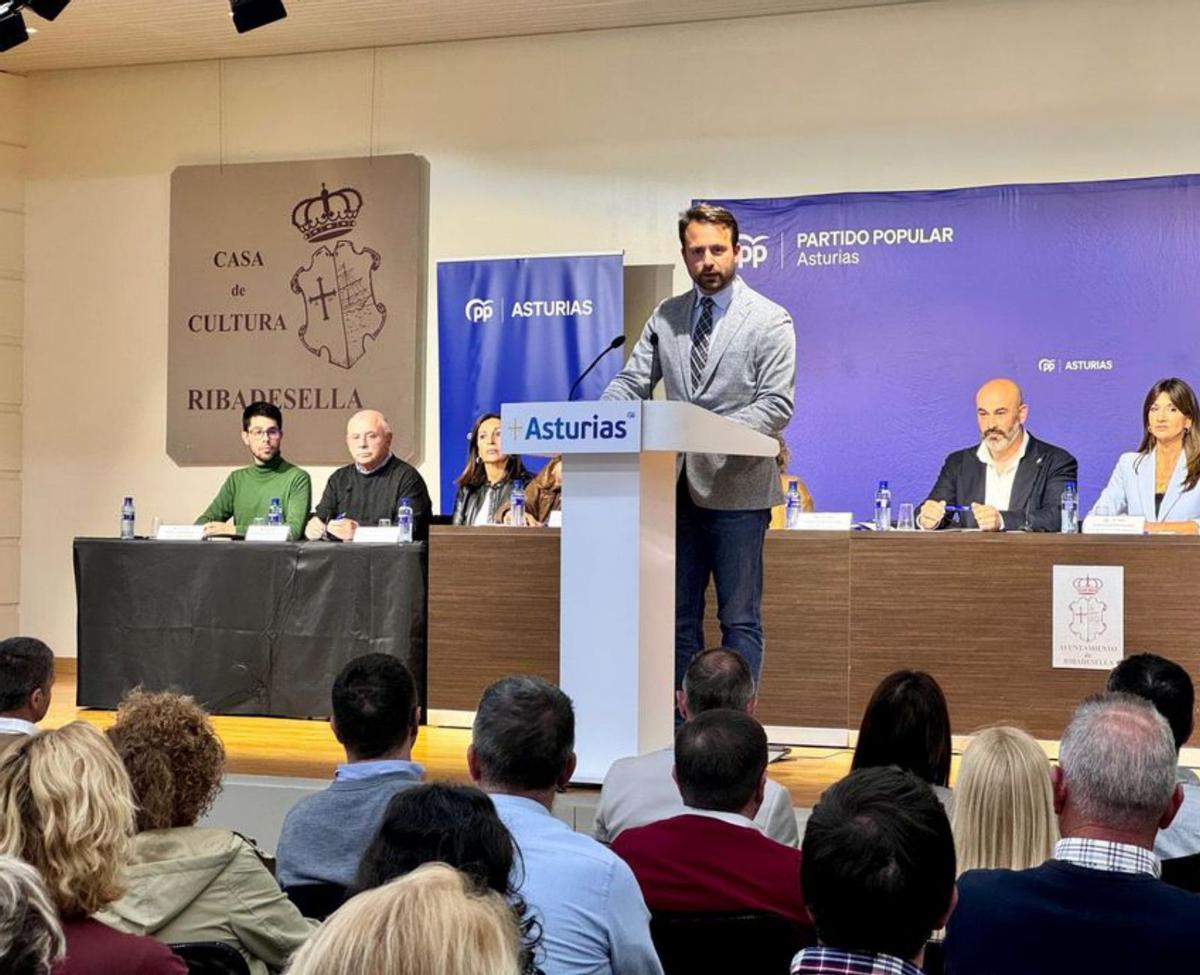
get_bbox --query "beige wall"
[0,72,25,638]
[21,0,1200,655]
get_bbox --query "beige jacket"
[98,827,317,975]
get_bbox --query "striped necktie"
[690,296,715,392]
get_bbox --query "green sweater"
[196,456,312,540]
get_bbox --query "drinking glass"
[896,503,916,531]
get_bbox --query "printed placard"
[500,400,642,455]
[352,526,402,544]
[244,525,290,542]
[1052,565,1124,670]
[155,524,205,541]
[792,512,854,531]
[1083,515,1146,535]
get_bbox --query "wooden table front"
[428,527,1200,739]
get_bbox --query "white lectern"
[500,400,779,782]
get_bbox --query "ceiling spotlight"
[230,0,287,34]
[26,0,69,20]
[0,9,28,52]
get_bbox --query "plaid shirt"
[1054,837,1161,878]
[790,946,923,975]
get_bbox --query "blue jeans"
[675,476,770,691]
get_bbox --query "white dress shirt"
[976,431,1030,514]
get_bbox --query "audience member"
[451,413,532,526]
[286,864,523,975]
[100,690,315,974]
[1107,652,1200,858]
[0,854,65,975]
[953,726,1057,873]
[0,637,54,754]
[945,693,1200,973]
[0,722,186,974]
[500,456,563,525]
[612,709,810,929]
[851,670,953,811]
[791,767,955,975]
[277,654,423,889]
[468,676,662,975]
[595,647,797,846]
[353,783,542,974]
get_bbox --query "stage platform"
[47,662,858,808]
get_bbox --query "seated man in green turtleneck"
[196,401,312,540]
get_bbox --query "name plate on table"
[1083,515,1146,535]
[500,401,642,454]
[353,526,402,544]
[244,525,290,542]
[155,524,205,541]
[792,512,854,531]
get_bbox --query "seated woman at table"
[451,413,532,526]
[499,455,563,526]
[851,670,954,814]
[1088,377,1200,534]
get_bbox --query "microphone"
[648,330,662,389]
[568,335,625,401]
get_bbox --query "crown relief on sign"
[291,184,364,243]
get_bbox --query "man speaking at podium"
[603,204,796,690]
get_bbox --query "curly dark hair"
[106,689,225,832]
[354,784,544,975]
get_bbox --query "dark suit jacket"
[922,433,1077,532]
[944,860,1200,974]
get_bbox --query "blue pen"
[944,504,970,513]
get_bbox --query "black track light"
[26,0,69,21]
[230,0,287,34]
[0,9,27,53]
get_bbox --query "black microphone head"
[610,335,626,349]
[649,331,659,347]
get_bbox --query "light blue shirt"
[689,276,739,339]
[491,793,663,975]
[334,758,424,782]
[1156,775,1200,860]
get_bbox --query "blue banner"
[713,175,1200,519]
[437,253,624,511]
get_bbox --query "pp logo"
[1037,358,1057,373]
[737,235,769,270]
[465,298,495,324]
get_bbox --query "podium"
[501,400,779,782]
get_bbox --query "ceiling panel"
[0,0,935,74]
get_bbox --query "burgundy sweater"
[612,813,810,927]
[55,917,186,975]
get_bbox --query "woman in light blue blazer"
[1090,377,1200,534]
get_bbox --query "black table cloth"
[74,538,426,717]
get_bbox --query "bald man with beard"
[307,410,432,542]
[917,378,1078,532]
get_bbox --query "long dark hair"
[1134,378,1200,491]
[454,412,527,489]
[851,671,952,788]
[354,784,543,975]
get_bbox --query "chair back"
[169,942,251,975]
[284,882,349,921]
[1162,851,1200,893]
[923,940,945,975]
[650,910,813,975]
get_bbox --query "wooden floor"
[48,664,858,807]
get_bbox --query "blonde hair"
[286,863,523,975]
[0,723,136,918]
[952,726,1058,874]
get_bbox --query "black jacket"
[922,433,1077,532]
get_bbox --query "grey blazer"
[602,276,796,510]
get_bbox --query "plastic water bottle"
[785,480,803,530]
[267,497,283,526]
[120,496,135,540]
[510,480,526,527]
[874,480,892,531]
[1061,481,1079,534]
[397,496,414,544]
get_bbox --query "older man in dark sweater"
[306,409,431,541]
[276,654,423,889]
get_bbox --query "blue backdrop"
[714,175,1200,520]
[437,253,624,511]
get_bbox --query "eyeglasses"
[247,427,281,440]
